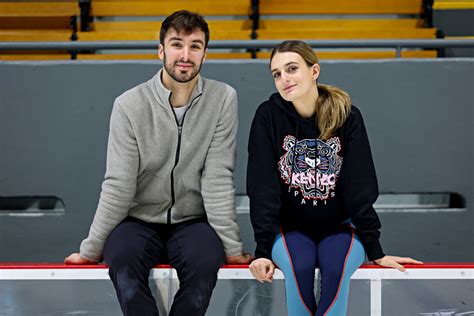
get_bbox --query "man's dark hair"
[160,10,210,48]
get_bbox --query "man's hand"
[64,253,97,265]
[374,255,423,272]
[249,258,275,283]
[225,253,254,264]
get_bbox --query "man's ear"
[158,44,164,60]
[312,63,321,81]
[202,47,208,63]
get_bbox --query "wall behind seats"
[0,59,472,261]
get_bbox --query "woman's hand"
[249,258,275,283]
[374,255,423,272]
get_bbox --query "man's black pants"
[103,217,226,316]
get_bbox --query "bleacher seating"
[75,19,254,59]
[433,0,474,56]
[0,2,79,60]
[258,0,425,14]
[0,0,441,60]
[72,0,254,59]
[433,0,474,10]
[254,0,438,58]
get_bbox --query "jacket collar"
[152,68,203,108]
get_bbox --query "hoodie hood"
[269,92,316,123]
[268,92,321,147]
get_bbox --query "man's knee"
[192,253,225,279]
[104,244,142,270]
[104,243,149,287]
[120,283,143,305]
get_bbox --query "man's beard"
[163,53,204,83]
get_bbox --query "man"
[65,10,252,316]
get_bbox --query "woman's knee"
[272,232,316,273]
[321,260,345,282]
[292,258,317,277]
[321,238,365,282]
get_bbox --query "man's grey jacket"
[80,69,244,261]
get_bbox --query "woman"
[247,40,422,316]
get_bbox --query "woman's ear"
[312,64,321,81]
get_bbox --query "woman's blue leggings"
[272,227,365,316]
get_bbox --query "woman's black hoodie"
[247,92,385,261]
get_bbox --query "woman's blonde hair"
[270,40,351,140]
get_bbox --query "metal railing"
[1,39,474,58]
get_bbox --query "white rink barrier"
[1,263,473,316]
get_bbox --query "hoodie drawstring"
[290,120,300,178]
